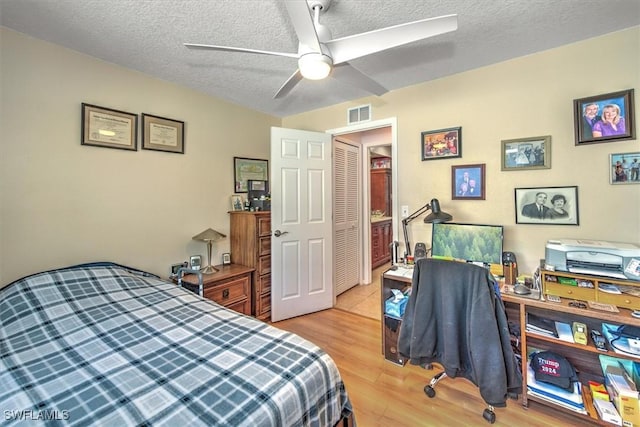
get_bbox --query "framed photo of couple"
[573,89,635,145]
[514,186,579,225]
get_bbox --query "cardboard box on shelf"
[606,365,640,427]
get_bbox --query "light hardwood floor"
[274,309,582,426]
[335,263,389,320]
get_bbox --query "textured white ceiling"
[1,0,638,117]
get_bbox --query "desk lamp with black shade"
[400,198,452,262]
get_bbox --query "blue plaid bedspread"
[0,264,353,426]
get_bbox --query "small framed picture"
[190,255,202,270]
[222,253,231,265]
[573,89,635,145]
[514,186,579,225]
[452,164,485,200]
[501,136,551,171]
[421,127,461,161]
[231,194,244,211]
[610,152,640,184]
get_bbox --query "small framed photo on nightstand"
[190,255,202,270]
[222,253,231,265]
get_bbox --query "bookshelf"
[503,280,640,425]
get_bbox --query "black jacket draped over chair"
[398,258,522,407]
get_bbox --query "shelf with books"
[504,291,640,426]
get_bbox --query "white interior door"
[270,127,333,322]
[333,138,360,295]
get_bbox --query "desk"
[381,266,414,365]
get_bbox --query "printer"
[545,239,640,282]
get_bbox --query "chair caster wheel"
[424,385,435,398]
[482,409,496,424]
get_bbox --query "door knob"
[273,230,289,237]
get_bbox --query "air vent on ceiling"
[347,104,371,125]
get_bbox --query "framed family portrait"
[573,89,635,145]
[501,135,551,171]
[234,157,268,193]
[141,113,185,154]
[81,103,138,151]
[610,152,640,184]
[452,164,485,200]
[514,186,579,225]
[421,127,461,160]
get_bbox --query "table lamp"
[192,228,227,273]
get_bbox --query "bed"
[0,263,354,426]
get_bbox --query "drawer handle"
[567,290,573,294]
[625,299,631,304]
[223,289,229,299]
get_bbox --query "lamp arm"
[401,203,432,258]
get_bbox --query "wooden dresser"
[229,211,272,321]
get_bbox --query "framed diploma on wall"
[141,113,185,154]
[81,103,138,151]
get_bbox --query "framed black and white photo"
[610,152,640,184]
[573,89,635,145]
[515,186,579,225]
[501,136,551,171]
[222,253,231,265]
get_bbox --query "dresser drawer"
[259,236,271,256]
[257,273,271,295]
[225,299,252,316]
[258,255,271,275]
[598,291,640,311]
[203,275,250,306]
[258,216,271,237]
[544,282,594,301]
[255,291,271,318]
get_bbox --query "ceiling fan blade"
[284,1,322,52]
[332,63,388,96]
[274,69,303,99]
[326,14,458,64]
[184,43,298,59]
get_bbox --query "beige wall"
[283,27,640,278]
[2,27,638,287]
[0,28,280,285]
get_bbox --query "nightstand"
[176,264,255,315]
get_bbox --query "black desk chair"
[398,258,521,424]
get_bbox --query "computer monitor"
[431,222,504,276]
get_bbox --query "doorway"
[330,118,397,319]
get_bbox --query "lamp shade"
[423,198,453,223]
[192,228,226,242]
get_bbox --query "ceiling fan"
[185,0,457,99]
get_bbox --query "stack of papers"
[526,312,559,338]
[527,366,586,414]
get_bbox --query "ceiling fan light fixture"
[298,54,332,80]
